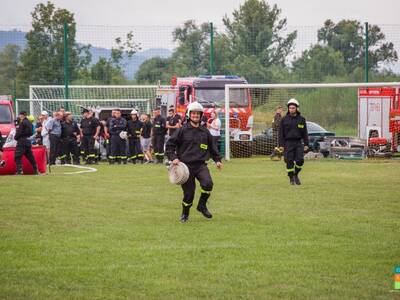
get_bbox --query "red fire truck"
[157,75,253,155]
[358,87,400,156]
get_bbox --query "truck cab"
[158,75,253,142]
[0,96,15,140]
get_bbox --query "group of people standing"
[28,105,222,167]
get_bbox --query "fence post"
[210,22,214,75]
[224,85,230,161]
[12,79,16,114]
[364,22,369,83]
[63,22,70,109]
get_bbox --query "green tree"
[17,1,90,96]
[222,0,296,82]
[0,45,20,95]
[135,57,173,84]
[135,20,209,83]
[292,45,347,82]
[171,20,210,76]
[86,31,141,84]
[318,19,398,73]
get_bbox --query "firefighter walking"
[166,102,222,223]
[278,99,309,185]
[109,109,128,164]
[127,110,144,164]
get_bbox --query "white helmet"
[131,109,138,115]
[119,131,128,140]
[186,101,204,119]
[287,98,299,107]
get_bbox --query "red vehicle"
[157,75,253,144]
[0,95,15,140]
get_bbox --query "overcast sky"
[2,0,400,73]
[1,0,399,26]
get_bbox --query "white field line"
[51,164,97,175]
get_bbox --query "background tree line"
[0,0,399,99]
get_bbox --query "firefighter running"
[166,102,222,223]
[278,98,309,185]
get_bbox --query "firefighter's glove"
[278,147,284,153]
[304,145,309,153]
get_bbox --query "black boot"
[289,175,295,185]
[16,164,23,175]
[180,214,189,223]
[180,204,191,223]
[294,174,301,185]
[197,197,213,219]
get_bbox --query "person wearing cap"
[270,105,283,160]
[152,108,167,164]
[127,110,144,164]
[61,112,81,164]
[14,111,39,175]
[166,102,222,223]
[278,98,309,185]
[108,109,128,164]
[80,109,100,164]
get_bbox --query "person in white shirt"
[207,111,221,152]
[40,111,50,157]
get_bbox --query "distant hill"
[0,30,172,79]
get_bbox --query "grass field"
[0,158,400,299]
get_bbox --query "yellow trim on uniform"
[200,144,208,150]
[294,163,302,169]
[182,201,192,207]
[298,124,304,128]
[287,168,295,173]
[201,189,211,194]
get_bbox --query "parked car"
[253,121,335,156]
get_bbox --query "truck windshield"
[195,88,249,108]
[0,104,12,124]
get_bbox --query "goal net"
[223,82,400,160]
[17,85,159,120]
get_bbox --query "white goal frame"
[224,82,400,160]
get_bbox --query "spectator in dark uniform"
[14,111,39,175]
[270,105,283,159]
